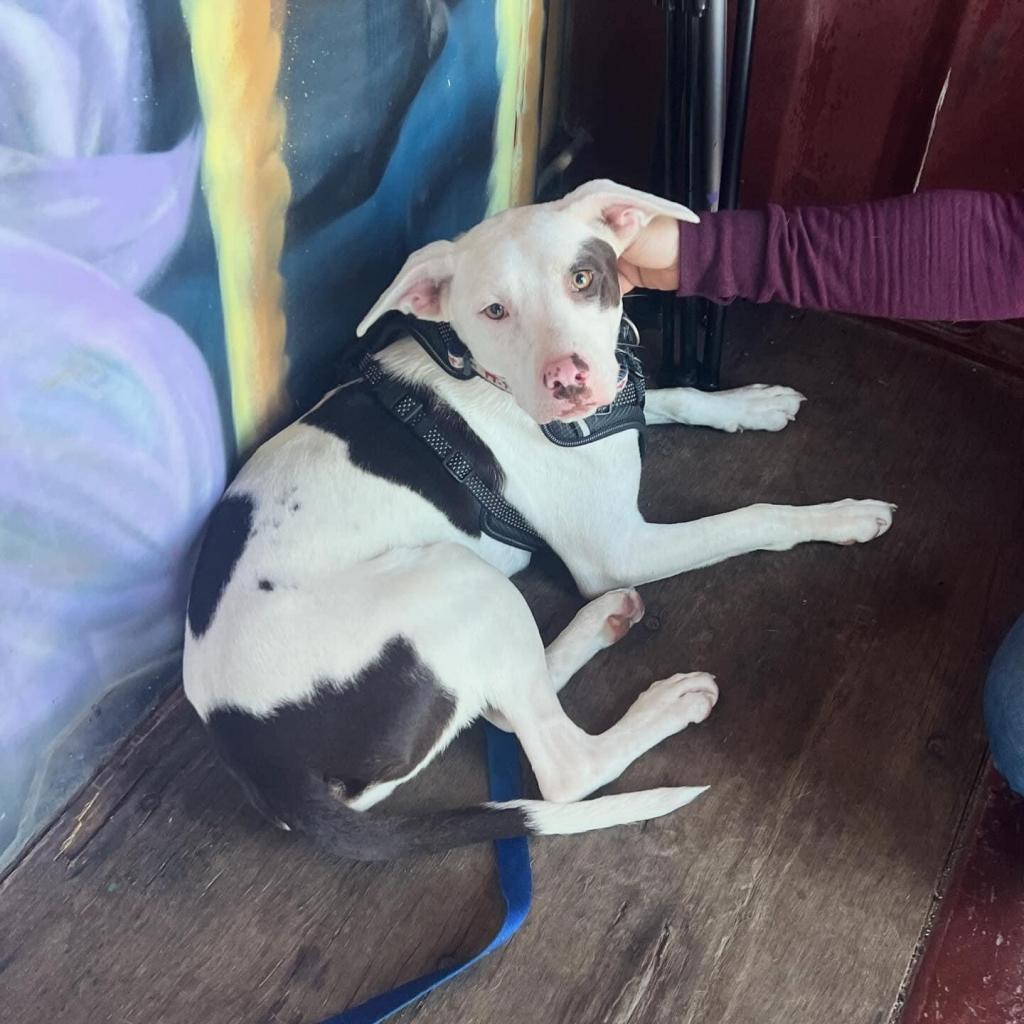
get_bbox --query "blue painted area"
[282,0,500,412]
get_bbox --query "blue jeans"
[984,614,1024,795]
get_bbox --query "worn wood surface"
[2,307,1023,1024]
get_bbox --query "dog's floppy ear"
[556,179,699,253]
[356,239,456,337]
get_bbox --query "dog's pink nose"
[543,354,590,394]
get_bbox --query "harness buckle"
[443,451,472,481]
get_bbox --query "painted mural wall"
[0,0,539,872]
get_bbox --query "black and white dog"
[183,181,894,860]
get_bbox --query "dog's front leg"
[645,385,805,432]
[565,500,895,597]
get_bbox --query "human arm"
[618,190,1024,322]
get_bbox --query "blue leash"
[318,724,533,1024]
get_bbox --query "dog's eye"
[571,269,594,291]
[483,302,507,321]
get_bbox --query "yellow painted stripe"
[182,0,292,453]
[489,0,545,214]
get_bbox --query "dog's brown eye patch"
[571,239,620,308]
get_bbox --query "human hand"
[617,215,681,294]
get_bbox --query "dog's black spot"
[572,238,620,308]
[187,494,254,637]
[552,381,591,403]
[302,378,503,537]
[209,637,457,804]
[258,579,275,592]
[291,502,301,512]
[207,637,527,859]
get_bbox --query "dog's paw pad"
[600,588,645,642]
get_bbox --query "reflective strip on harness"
[360,355,545,552]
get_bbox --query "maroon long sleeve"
[677,190,1024,321]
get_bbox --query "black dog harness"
[357,314,647,553]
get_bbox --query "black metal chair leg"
[700,0,758,389]
[661,0,681,384]
[678,2,704,386]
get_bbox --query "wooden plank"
[1,306,1022,1024]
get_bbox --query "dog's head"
[357,180,698,424]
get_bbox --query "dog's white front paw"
[806,498,896,545]
[712,384,806,432]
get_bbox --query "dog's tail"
[285,780,708,861]
[208,715,708,860]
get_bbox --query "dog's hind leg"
[381,550,712,806]
[471,581,716,804]
[333,546,710,842]
[544,588,646,689]
[497,668,718,804]
[483,587,645,731]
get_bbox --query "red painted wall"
[742,0,1024,205]
[916,0,1024,192]
[565,0,1024,204]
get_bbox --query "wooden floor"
[2,307,1023,1024]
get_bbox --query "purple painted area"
[0,0,224,866]
[903,770,1024,1024]
[0,227,224,743]
[0,1,147,158]
[0,132,202,293]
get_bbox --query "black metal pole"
[678,2,703,385]
[703,0,726,211]
[721,0,757,210]
[661,1,680,383]
[663,2,679,200]
[700,0,757,389]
